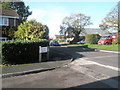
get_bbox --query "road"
[2,47,119,89]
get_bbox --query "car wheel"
[104,42,109,45]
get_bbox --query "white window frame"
[14,19,16,26]
[2,17,9,26]
[0,15,19,26]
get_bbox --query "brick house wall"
[0,9,20,40]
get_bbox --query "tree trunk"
[73,36,80,42]
[70,34,80,44]
[71,29,81,43]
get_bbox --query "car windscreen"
[100,36,111,39]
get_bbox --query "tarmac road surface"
[2,47,119,89]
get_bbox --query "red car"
[98,34,120,45]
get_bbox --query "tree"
[60,13,92,43]
[14,20,49,40]
[0,2,10,9]
[41,25,49,39]
[99,4,118,33]
[0,0,32,23]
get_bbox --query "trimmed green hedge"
[112,36,120,45]
[85,34,100,44]
[2,39,49,65]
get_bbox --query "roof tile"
[0,9,19,17]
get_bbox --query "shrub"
[2,26,17,40]
[85,34,101,44]
[59,39,66,42]
[2,39,49,65]
[14,20,49,40]
[112,36,120,45]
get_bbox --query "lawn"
[67,44,120,50]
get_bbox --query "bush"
[2,39,49,65]
[112,36,120,45]
[2,26,17,39]
[85,34,101,44]
[59,39,66,42]
[14,20,49,40]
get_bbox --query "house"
[53,35,66,40]
[0,9,19,27]
[80,28,109,36]
[65,28,109,42]
[0,9,20,40]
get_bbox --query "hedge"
[85,34,101,44]
[112,36,120,45]
[2,39,49,65]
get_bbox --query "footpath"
[2,59,71,78]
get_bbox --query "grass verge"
[67,44,120,50]
[1,62,43,68]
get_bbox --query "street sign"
[39,46,49,62]
[39,47,49,53]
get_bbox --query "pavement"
[2,59,72,78]
[2,46,119,78]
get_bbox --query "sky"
[24,0,119,37]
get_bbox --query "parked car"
[77,40,86,44]
[50,40,61,46]
[98,34,120,45]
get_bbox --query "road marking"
[70,65,118,88]
[88,55,118,59]
[99,50,120,54]
[70,60,119,88]
[76,55,118,59]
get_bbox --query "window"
[0,17,9,26]
[14,19,16,26]
[100,36,111,39]
[0,37,8,41]
[2,18,9,26]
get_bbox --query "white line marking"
[79,55,118,59]
[72,58,119,71]
[71,65,118,88]
[70,60,119,88]
[100,50,120,53]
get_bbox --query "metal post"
[39,46,42,62]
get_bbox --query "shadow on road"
[2,76,119,90]
[61,76,119,89]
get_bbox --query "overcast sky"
[24,0,118,37]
